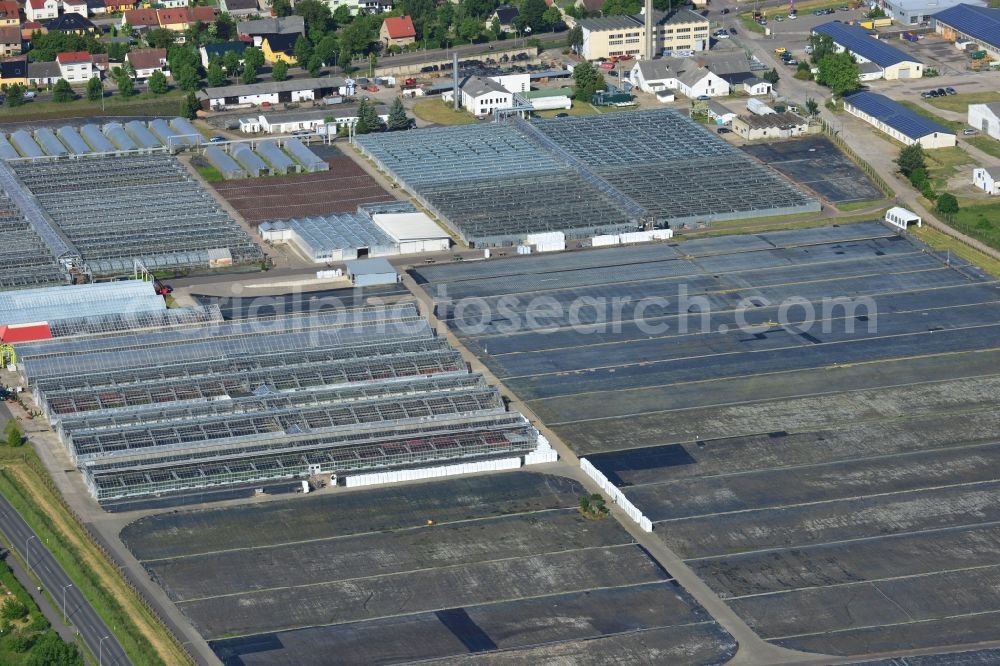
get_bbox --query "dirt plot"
[124,472,736,665]
[211,152,393,224]
[742,136,884,204]
[414,222,1000,658]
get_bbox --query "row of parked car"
[921,87,957,98]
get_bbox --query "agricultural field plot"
[212,150,393,224]
[741,136,884,204]
[122,472,736,666]
[192,283,411,320]
[411,221,1000,657]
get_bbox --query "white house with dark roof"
[969,102,1000,140]
[443,76,515,118]
[973,165,1000,194]
[629,58,728,98]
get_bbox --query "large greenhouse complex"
[355,108,820,246]
[14,299,545,505]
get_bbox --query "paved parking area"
[412,220,1000,658]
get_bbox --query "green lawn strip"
[942,200,1000,253]
[412,99,478,125]
[926,91,1000,114]
[922,145,973,190]
[835,197,889,212]
[0,91,183,122]
[911,223,1000,278]
[0,464,165,666]
[896,100,964,132]
[965,136,1000,160]
[676,212,879,239]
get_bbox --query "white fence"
[580,457,653,532]
[591,229,673,248]
[344,457,522,487]
[525,434,559,465]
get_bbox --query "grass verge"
[911,223,1000,278]
[739,13,766,33]
[412,99,478,125]
[0,440,190,666]
[896,100,964,132]
[922,145,973,189]
[675,211,880,239]
[0,90,184,122]
[835,198,888,212]
[965,135,1000,160]
[926,91,1000,114]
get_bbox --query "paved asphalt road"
[0,491,130,665]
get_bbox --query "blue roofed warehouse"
[933,3,1000,60]
[813,21,925,79]
[843,91,956,148]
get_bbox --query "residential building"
[969,103,1000,139]
[27,60,60,86]
[21,22,46,41]
[444,76,514,118]
[578,8,709,60]
[732,111,809,140]
[0,0,19,25]
[122,7,158,27]
[220,0,259,17]
[237,15,303,41]
[25,0,59,21]
[695,52,755,85]
[196,76,345,109]
[160,0,189,7]
[261,33,297,64]
[973,165,1000,194]
[0,26,21,56]
[86,0,106,15]
[156,7,218,32]
[812,21,923,79]
[62,0,87,15]
[0,58,26,86]
[380,15,415,48]
[47,12,98,33]
[843,90,956,148]
[200,40,248,68]
[933,3,1000,59]
[629,58,729,98]
[490,4,518,32]
[104,0,137,12]
[873,0,984,25]
[56,50,97,82]
[126,48,167,79]
[743,77,771,95]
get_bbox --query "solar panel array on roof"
[844,91,953,140]
[813,21,917,67]
[933,4,1000,49]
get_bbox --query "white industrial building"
[875,0,984,25]
[239,105,389,134]
[968,103,1000,139]
[443,73,530,118]
[258,203,450,263]
[197,77,346,110]
[844,91,956,148]
[973,166,1000,194]
[629,58,729,98]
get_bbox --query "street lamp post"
[99,635,110,666]
[25,535,37,576]
[62,583,73,624]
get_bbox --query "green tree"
[458,16,482,42]
[355,97,382,133]
[567,25,582,51]
[314,33,339,65]
[241,63,258,85]
[215,12,236,40]
[332,4,353,29]
[272,0,292,16]
[146,27,175,49]
[107,41,128,61]
[936,192,959,219]
[5,83,24,107]
[816,52,860,95]
[0,598,27,621]
[520,0,548,30]
[542,6,561,30]
[804,97,818,116]
[114,69,135,97]
[339,15,378,56]
[4,420,22,448]
[243,46,265,70]
[294,34,314,66]
[387,96,409,130]
[25,632,82,666]
[223,49,241,76]
[896,143,926,177]
[602,0,640,15]
[180,91,200,119]
[572,60,605,101]
[808,32,835,65]
[86,75,103,101]
[148,68,168,94]
[490,16,502,39]
[762,68,779,84]
[271,59,289,81]
[52,79,75,103]
[176,64,201,91]
[867,6,886,18]
[295,0,334,38]
[207,61,226,86]
[307,54,323,77]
